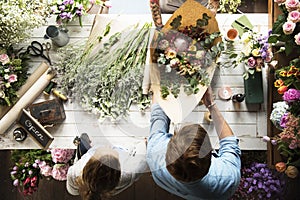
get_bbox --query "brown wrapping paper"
[150,0,220,123]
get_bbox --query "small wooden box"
[29,98,66,125]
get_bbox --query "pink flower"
[283,88,300,102]
[0,54,10,65]
[295,32,300,45]
[50,148,75,163]
[282,21,296,35]
[13,179,19,186]
[288,10,300,23]
[23,177,31,186]
[51,164,69,181]
[8,74,17,83]
[89,0,96,4]
[285,0,299,11]
[30,176,38,187]
[247,57,256,68]
[39,161,53,177]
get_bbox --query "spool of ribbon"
[218,86,232,100]
[204,111,212,122]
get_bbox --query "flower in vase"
[268,0,300,56]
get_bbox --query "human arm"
[202,87,234,140]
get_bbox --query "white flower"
[0,90,5,98]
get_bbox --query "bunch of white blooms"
[0,0,50,48]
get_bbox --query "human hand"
[202,86,215,108]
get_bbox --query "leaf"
[170,15,182,30]
[267,34,279,43]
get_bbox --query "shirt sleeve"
[66,165,80,195]
[149,103,170,140]
[218,136,241,169]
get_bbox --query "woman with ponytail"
[66,134,148,200]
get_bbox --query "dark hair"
[77,155,121,200]
[166,124,212,182]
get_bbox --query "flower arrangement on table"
[223,29,273,80]
[0,0,50,48]
[50,0,112,27]
[10,149,75,196]
[230,162,284,199]
[268,0,300,57]
[153,13,223,99]
[0,47,29,106]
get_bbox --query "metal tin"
[13,127,27,142]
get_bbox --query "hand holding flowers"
[154,13,223,98]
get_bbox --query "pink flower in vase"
[282,21,296,35]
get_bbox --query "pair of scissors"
[26,41,52,65]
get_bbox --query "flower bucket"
[244,71,264,104]
[149,0,221,123]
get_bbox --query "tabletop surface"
[0,13,269,150]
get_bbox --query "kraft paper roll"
[0,62,49,119]
[0,68,56,135]
[204,111,212,122]
[142,63,151,95]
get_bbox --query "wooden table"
[0,14,269,150]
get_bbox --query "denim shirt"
[146,104,241,200]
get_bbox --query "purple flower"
[247,57,256,68]
[262,136,270,142]
[289,140,298,149]
[75,9,83,16]
[59,5,65,11]
[10,171,17,175]
[13,179,19,186]
[280,113,289,128]
[283,88,300,102]
[271,139,277,145]
[77,4,83,10]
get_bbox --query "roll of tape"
[204,111,212,122]
[218,86,232,100]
